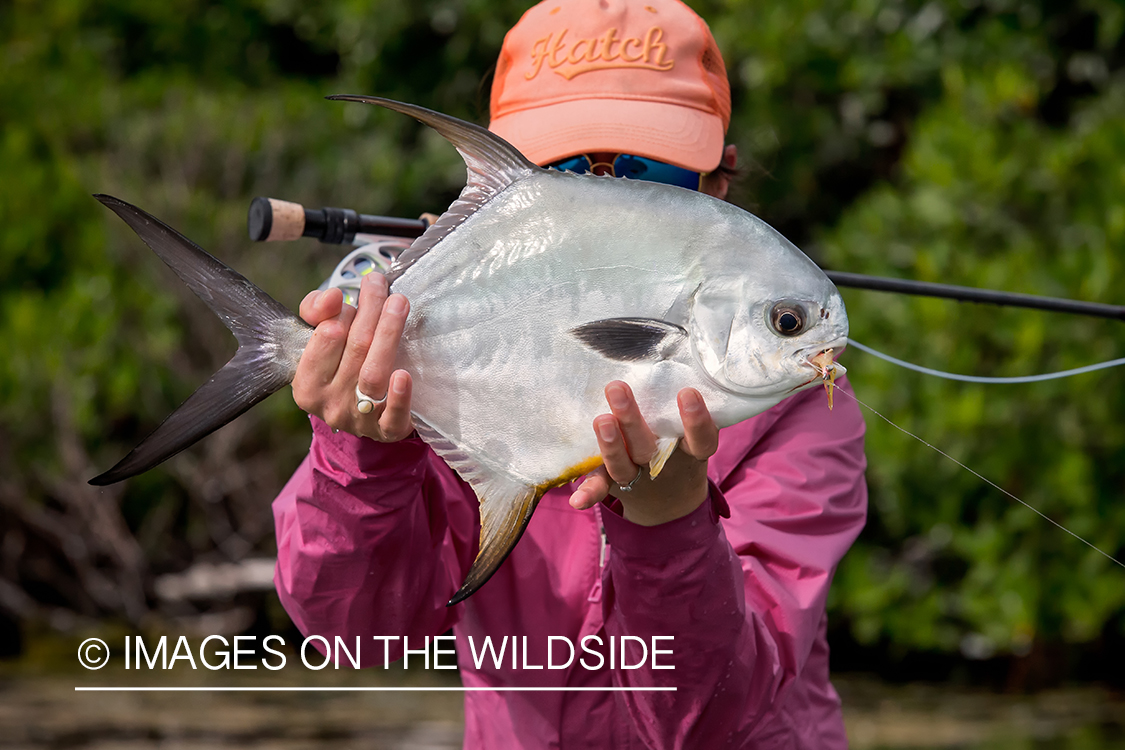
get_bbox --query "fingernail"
[597,420,616,442]
[386,295,407,315]
[570,487,595,510]
[391,372,408,395]
[682,390,702,413]
[607,384,628,410]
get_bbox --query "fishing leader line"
[831,387,1125,570]
[847,340,1125,383]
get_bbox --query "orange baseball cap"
[489,0,731,173]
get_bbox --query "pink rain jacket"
[273,378,867,749]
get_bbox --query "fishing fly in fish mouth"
[88,97,850,603]
[809,349,842,409]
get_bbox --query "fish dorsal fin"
[327,96,536,191]
[570,318,688,362]
[326,95,539,283]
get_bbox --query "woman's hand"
[570,381,719,526]
[290,273,415,441]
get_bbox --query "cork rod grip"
[248,197,429,244]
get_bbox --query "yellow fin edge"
[535,455,604,494]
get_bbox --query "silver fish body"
[90,97,848,604]
[394,170,846,482]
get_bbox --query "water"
[2,659,1121,749]
[837,677,1125,749]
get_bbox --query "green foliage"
[822,60,1125,656]
[1,0,1122,661]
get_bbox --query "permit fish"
[90,96,849,604]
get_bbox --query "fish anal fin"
[445,456,604,606]
[415,414,605,605]
[570,318,687,362]
[449,480,541,606]
[648,438,679,480]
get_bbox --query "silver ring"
[617,465,644,493]
[356,385,387,414]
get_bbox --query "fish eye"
[769,302,808,337]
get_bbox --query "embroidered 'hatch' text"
[525,26,675,80]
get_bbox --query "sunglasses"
[547,153,703,190]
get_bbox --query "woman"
[273,1,867,746]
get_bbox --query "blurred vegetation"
[1,0,1122,682]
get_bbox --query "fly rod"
[248,197,1125,322]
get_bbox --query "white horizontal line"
[75,686,676,692]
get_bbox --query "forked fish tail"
[88,195,313,486]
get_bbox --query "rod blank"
[825,271,1125,322]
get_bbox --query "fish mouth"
[798,344,848,409]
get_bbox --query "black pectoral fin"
[569,318,687,362]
